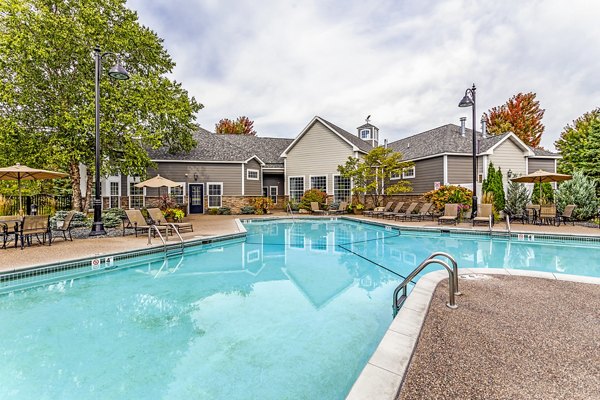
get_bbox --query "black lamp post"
[90,45,130,236]
[458,83,477,217]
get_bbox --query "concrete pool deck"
[2,213,600,399]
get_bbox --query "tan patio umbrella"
[0,163,69,214]
[135,174,181,196]
[510,169,572,203]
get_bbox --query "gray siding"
[244,159,262,196]
[447,156,472,185]
[155,162,243,196]
[488,138,528,177]
[263,173,284,197]
[286,120,356,195]
[528,158,555,173]
[405,157,444,194]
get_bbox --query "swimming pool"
[1,218,599,399]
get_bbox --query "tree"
[504,180,530,217]
[483,92,545,147]
[337,147,413,207]
[554,170,598,220]
[215,116,257,135]
[555,108,600,192]
[482,162,505,213]
[0,0,202,211]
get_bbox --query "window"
[333,175,351,202]
[269,186,278,204]
[169,184,185,205]
[109,181,120,209]
[390,172,401,180]
[402,166,416,179]
[247,169,259,180]
[289,177,304,201]
[310,176,327,193]
[208,183,223,208]
[129,182,144,209]
[360,129,371,139]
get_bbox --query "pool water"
[1,219,599,399]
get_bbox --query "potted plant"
[351,203,365,215]
[163,208,185,222]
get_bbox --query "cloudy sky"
[127,0,599,151]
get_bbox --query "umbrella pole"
[18,176,23,216]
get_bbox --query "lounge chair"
[329,202,348,214]
[310,202,326,215]
[539,204,558,226]
[147,208,194,233]
[52,210,76,242]
[365,201,393,218]
[19,215,51,249]
[410,203,433,221]
[1,216,21,249]
[123,209,168,237]
[394,202,419,221]
[438,203,458,225]
[557,204,577,226]
[381,202,405,219]
[473,203,494,227]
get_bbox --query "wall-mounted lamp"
[193,173,198,181]
[507,169,513,178]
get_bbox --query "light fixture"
[458,83,478,217]
[507,169,513,178]
[90,45,130,236]
[194,173,198,181]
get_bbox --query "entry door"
[189,184,204,214]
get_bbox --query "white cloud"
[128,0,600,150]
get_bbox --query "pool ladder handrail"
[286,203,295,219]
[392,252,461,317]
[505,214,511,235]
[166,222,185,253]
[147,224,185,255]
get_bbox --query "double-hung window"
[109,181,120,208]
[310,176,327,193]
[169,184,185,205]
[289,177,304,201]
[333,175,351,202]
[129,182,145,209]
[208,183,223,208]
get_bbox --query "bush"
[299,189,327,210]
[504,181,530,217]
[531,182,554,205]
[163,208,185,221]
[284,201,299,211]
[102,208,127,228]
[252,197,274,215]
[208,208,218,215]
[217,206,231,215]
[482,162,505,213]
[424,185,472,212]
[555,170,599,220]
[51,210,90,229]
[240,206,256,214]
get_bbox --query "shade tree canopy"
[215,116,257,135]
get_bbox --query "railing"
[505,214,511,234]
[286,203,295,219]
[392,252,460,317]
[147,225,167,251]
[167,222,185,253]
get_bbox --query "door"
[189,183,204,214]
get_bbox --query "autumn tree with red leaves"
[483,92,545,147]
[215,116,257,135]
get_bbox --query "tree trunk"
[83,168,93,212]
[69,162,83,211]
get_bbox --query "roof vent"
[481,118,487,138]
[384,138,388,148]
[460,117,466,137]
[407,143,410,148]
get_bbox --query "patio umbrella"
[510,169,572,203]
[135,174,181,196]
[0,163,69,214]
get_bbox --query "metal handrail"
[147,225,167,252]
[505,214,511,235]
[287,203,295,219]
[167,223,185,253]
[392,252,459,316]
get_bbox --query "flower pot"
[353,209,363,215]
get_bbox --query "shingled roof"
[318,117,373,153]
[147,127,293,167]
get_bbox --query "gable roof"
[387,124,555,160]
[281,116,373,157]
[147,127,292,167]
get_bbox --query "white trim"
[241,164,245,196]
[482,155,489,180]
[333,174,352,202]
[207,182,223,208]
[127,177,145,209]
[402,166,415,179]
[481,132,534,156]
[269,186,278,204]
[309,174,328,194]
[288,175,305,200]
[168,183,186,204]
[247,169,260,181]
[244,155,266,166]
[151,159,245,164]
[443,155,448,185]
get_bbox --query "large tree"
[0,0,202,211]
[337,147,413,207]
[483,92,545,148]
[555,108,600,189]
[215,116,257,135]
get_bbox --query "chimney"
[481,118,487,138]
[460,117,466,137]
[384,138,388,148]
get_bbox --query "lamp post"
[458,83,477,217]
[90,45,130,236]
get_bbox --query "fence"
[0,194,72,216]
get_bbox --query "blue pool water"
[1,219,599,399]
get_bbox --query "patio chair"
[51,210,76,242]
[328,201,348,214]
[19,215,51,249]
[525,204,540,224]
[381,202,405,219]
[557,204,577,226]
[394,202,419,221]
[1,216,21,249]
[438,203,458,225]
[473,203,494,227]
[147,208,194,233]
[310,202,326,215]
[410,203,434,221]
[124,209,168,237]
[365,201,393,218]
[539,204,558,226]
